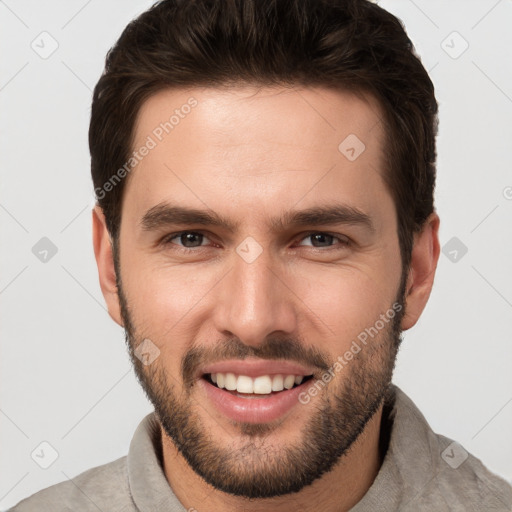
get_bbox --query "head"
[91,0,440,500]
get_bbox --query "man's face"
[113,86,406,497]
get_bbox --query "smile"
[207,372,312,395]
[199,367,315,423]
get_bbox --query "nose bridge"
[214,245,296,345]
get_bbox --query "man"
[11,0,512,510]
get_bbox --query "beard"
[115,253,407,499]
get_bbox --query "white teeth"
[237,375,254,393]
[284,375,295,389]
[253,376,272,394]
[271,374,284,391]
[209,373,308,394]
[224,372,237,391]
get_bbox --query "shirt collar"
[127,412,187,512]
[350,384,440,511]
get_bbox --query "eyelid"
[161,230,351,251]
[295,231,351,248]
[161,230,213,247]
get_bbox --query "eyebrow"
[140,202,375,234]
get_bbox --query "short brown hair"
[89,0,438,273]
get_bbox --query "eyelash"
[160,231,351,253]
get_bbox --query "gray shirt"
[10,385,512,511]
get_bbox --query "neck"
[160,404,384,512]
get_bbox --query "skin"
[93,86,440,512]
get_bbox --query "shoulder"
[428,433,512,511]
[9,456,136,512]
[385,386,512,511]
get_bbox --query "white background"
[1,0,511,509]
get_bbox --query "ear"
[401,212,440,331]
[92,205,124,327]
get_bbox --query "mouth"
[199,367,316,423]
[203,372,314,398]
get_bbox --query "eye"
[160,230,350,253]
[296,232,350,249]
[162,231,211,249]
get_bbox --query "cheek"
[123,267,213,376]
[288,264,395,346]
[123,260,220,332]
[121,231,401,355]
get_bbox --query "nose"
[212,247,298,347]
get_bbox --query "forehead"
[124,85,390,229]
[132,85,384,154]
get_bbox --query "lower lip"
[200,378,310,423]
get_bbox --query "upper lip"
[199,358,316,379]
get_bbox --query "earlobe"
[400,212,441,331]
[92,206,124,327]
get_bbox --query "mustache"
[182,336,332,386]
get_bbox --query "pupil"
[312,233,333,247]
[181,233,202,247]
